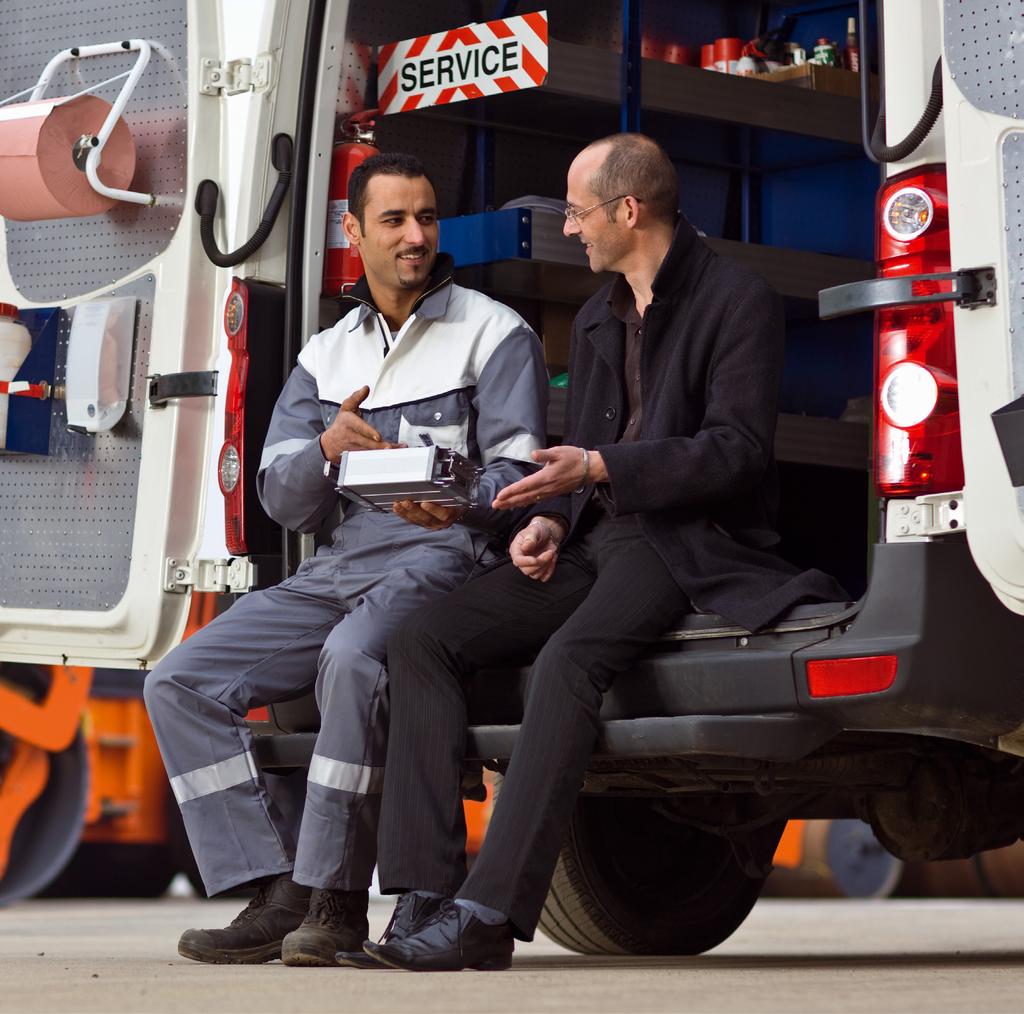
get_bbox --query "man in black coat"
[357,133,846,971]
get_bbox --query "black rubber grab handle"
[196,133,294,267]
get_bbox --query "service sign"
[377,11,549,115]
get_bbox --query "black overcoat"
[534,218,847,631]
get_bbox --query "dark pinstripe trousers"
[377,507,690,940]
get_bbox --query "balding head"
[581,133,678,225]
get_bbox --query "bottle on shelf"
[844,17,860,72]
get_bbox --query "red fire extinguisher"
[322,109,379,296]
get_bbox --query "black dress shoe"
[336,892,443,969]
[363,899,513,972]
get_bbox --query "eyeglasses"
[564,194,638,225]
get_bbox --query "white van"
[3,0,1024,951]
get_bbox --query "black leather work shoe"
[177,876,311,964]
[363,899,514,972]
[281,888,370,966]
[336,892,443,969]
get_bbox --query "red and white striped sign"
[377,11,549,116]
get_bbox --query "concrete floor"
[3,897,1024,1013]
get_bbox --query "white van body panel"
[940,1,1024,614]
[882,0,946,179]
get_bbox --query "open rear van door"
[0,0,303,666]
[942,3,1024,614]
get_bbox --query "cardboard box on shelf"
[752,63,878,100]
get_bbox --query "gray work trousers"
[144,509,488,897]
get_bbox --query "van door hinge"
[885,493,966,542]
[165,557,255,594]
[199,54,275,96]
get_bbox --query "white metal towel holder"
[0,39,156,207]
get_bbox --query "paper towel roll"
[0,95,136,220]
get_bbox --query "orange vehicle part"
[0,665,93,752]
[79,698,169,845]
[772,820,805,869]
[184,591,219,637]
[0,740,50,878]
[465,774,494,856]
[79,593,221,844]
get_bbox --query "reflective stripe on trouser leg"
[170,750,259,804]
[292,655,389,891]
[288,516,484,891]
[308,754,385,795]
[143,572,350,897]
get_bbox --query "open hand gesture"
[492,446,605,509]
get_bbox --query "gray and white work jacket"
[257,260,548,544]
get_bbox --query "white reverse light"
[883,187,934,242]
[219,442,241,493]
[880,362,939,428]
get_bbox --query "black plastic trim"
[469,713,836,763]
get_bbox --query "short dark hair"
[348,152,434,229]
[586,133,678,225]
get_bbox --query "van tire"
[538,796,765,955]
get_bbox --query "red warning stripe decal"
[0,381,49,399]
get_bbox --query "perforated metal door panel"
[944,0,1024,118]
[1003,134,1024,404]
[1,0,187,301]
[0,275,154,610]
[1000,132,1024,516]
[947,6,1024,513]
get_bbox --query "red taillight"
[875,166,964,497]
[806,655,898,698]
[221,280,248,555]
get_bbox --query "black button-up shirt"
[593,277,645,513]
[609,276,645,444]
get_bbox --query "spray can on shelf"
[812,38,838,66]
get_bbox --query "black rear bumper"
[253,539,1024,772]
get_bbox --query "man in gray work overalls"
[144,152,548,966]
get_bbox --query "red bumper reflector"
[246,707,270,723]
[806,655,898,698]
